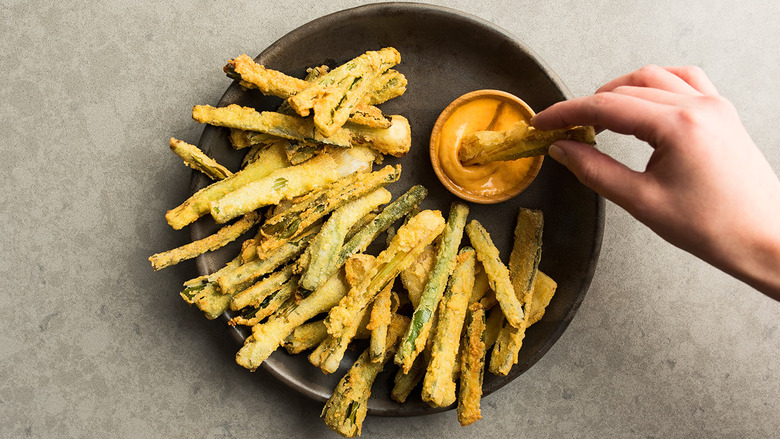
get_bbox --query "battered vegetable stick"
[229,277,298,326]
[488,271,556,375]
[325,210,446,339]
[367,286,394,362]
[149,211,260,270]
[395,202,469,373]
[422,247,476,407]
[321,314,409,438]
[300,188,392,291]
[287,48,399,132]
[236,269,350,371]
[400,242,436,308]
[508,208,544,298]
[217,224,319,295]
[469,264,490,305]
[178,255,242,319]
[309,304,372,374]
[483,305,504,349]
[169,138,232,180]
[210,153,340,223]
[466,220,524,328]
[224,54,402,129]
[283,319,328,354]
[193,105,412,157]
[525,271,557,326]
[230,264,295,311]
[165,141,288,230]
[390,350,426,403]
[257,165,401,260]
[229,128,283,151]
[458,304,487,426]
[365,69,407,105]
[323,185,427,284]
[458,120,596,165]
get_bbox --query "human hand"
[531,65,780,299]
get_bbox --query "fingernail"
[548,143,568,166]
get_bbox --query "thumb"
[549,140,644,208]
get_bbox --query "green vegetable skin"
[422,247,476,407]
[466,219,525,329]
[236,269,350,371]
[165,141,289,230]
[395,202,469,373]
[210,153,340,223]
[300,188,392,292]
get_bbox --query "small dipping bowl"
[430,89,544,204]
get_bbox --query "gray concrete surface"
[1,0,778,437]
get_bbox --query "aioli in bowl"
[430,90,543,204]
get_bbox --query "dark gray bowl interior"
[190,2,604,417]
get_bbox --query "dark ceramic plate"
[190,2,603,417]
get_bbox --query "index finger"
[531,92,669,145]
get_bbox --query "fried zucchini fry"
[400,242,436,308]
[149,211,260,270]
[422,247,476,407]
[283,319,328,354]
[483,304,504,349]
[526,271,557,326]
[367,287,395,362]
[508,208,544,298]
[217,224,318,295]
[390,350,426,404]
[300,188,392,291]
[366,69,407,105]
[395,202,469,373]
[309,300,373,374]
[487,210,545,375]
[257,164,401,260]
[209,153,340,223]
[169,138,232,180]
[466,220,524,328]
[230,264,295,311]
[458,120,596,165]
[193,105,411,156]
[228,128,278,150]
[229,276,298,326]
[235,269,350,371]
[165,141,288,230]
[224,54,401,129]
[179,256,243,319]
[458,303,487,426]
[321,315,409,438]
[488,271,556,376]
[325,210,445,339]
[288,48,400,136]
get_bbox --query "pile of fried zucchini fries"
[150,48,558,437]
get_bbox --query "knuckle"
[633,65,663,85]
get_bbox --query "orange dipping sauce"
[430,90,543,204]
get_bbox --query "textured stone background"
[1,1,778,437]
